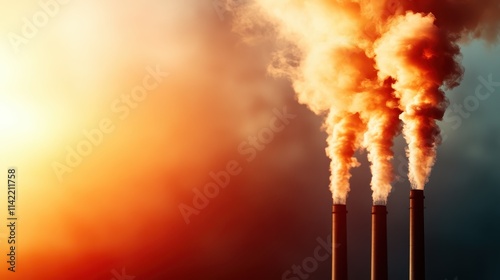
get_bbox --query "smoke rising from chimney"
[230,0,499,203]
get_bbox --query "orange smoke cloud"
[232,0,498,203]
[360,80,402,204]
[374,12,463,190]
[326,112,365,204]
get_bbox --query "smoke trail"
[360,80,402,204]
[237,0,406,204]
[327,112,365,204]
[231,0,498,202]
[374,12,463,189]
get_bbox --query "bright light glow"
[0,100,44,139]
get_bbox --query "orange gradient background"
[2,1,500,280]
[0,1,316,279]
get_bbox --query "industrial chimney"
[332,204,348,280]
[410,190,425,280]
[371,205,388,280]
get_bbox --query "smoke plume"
[231,0,499,204]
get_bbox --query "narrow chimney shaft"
[371,205,388,280]
[410,190,425,280]
[332,204,348,280]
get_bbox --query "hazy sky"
[0,1,499,279]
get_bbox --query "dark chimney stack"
[371,205,388,280]
[410,189,425,280]
[332,204,348,280]
[330,190,426,280]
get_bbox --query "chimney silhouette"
[371,205,388,280]
[410,190,425,280]
[332,204,348,280]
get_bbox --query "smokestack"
[371,205,388,280]
[410,190,425,280]
[332,204,348,280]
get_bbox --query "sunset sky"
[0,1,499,279]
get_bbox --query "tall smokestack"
[371,205,388,280]
[332,204,348,280]
[410,190,425,280]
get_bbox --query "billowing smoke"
[230,0,499,204]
